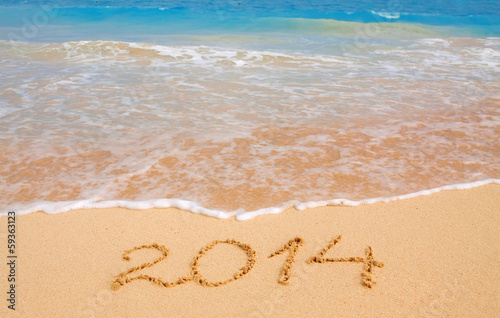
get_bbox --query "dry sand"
[1,184,499,317]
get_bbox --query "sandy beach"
[1,184,499,317]
[2,2,499,318]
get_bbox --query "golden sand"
[0,184,499,317]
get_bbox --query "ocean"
[0,0,499,219]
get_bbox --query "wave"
[1,6,499,44]
[1,38,499,215]
[5,179,500,220]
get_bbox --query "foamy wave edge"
[3,179,499,220]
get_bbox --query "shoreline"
[6,178,500,220]
[1,183,499,317]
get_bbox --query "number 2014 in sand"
[111,235,384,291]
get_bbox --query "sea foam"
[7,179,499,221]
[1,38,499,214]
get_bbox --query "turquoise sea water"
[0,1,499,218]
[1,1,500,43]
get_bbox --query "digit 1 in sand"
[268,237,304,285]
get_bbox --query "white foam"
[371,11,400,19]
[4,179,499,221]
